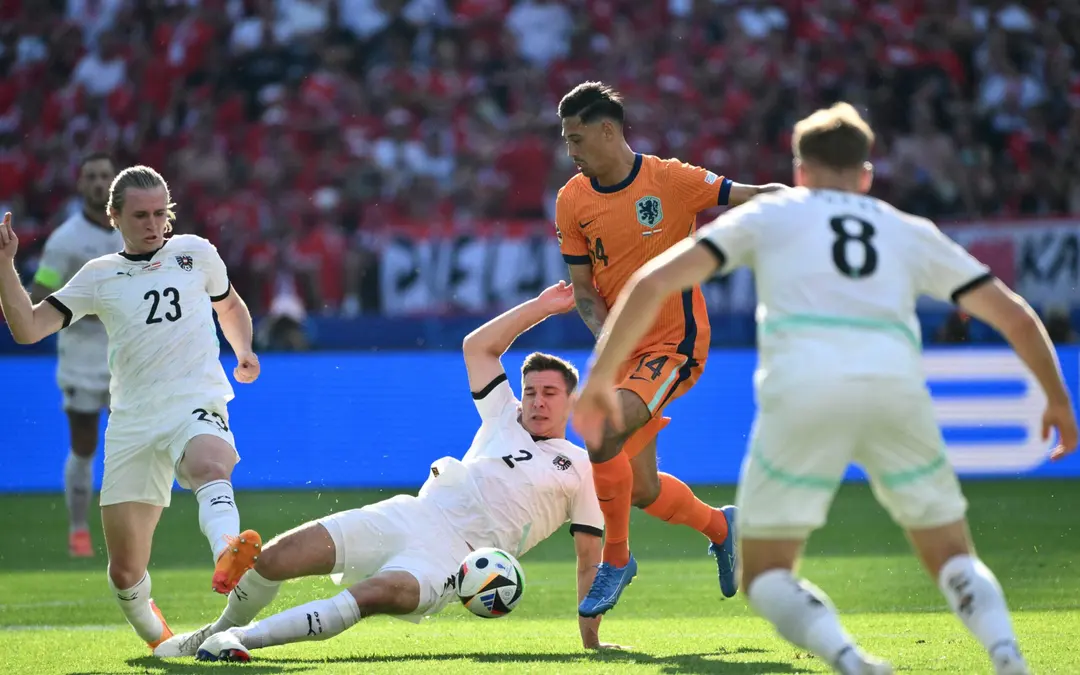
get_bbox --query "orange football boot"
[146,599,174,650]
[211,530,262,594]
[69,529,93,557]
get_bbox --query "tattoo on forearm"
[576,296,607,338]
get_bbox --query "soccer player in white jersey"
[573,102,1078,675]
[0,165,268,651]
[27,152,121,557]
[154,282,616,662]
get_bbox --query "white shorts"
[100,400,237,508]
[319,494,473,623]
[61,385,110,415]
[736,377,968,539]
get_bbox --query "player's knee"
[179,455,234,487]
[67,413,99,457]
[253,537,300,582]
[349,573,420,616]
[107,561,146,590]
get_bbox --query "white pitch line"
[1,625,126,632]
[0,600,101,610]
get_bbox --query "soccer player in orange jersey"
[555,82,786,617]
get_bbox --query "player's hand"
[580,616,629,650]
[1044,401,1078,461]
[572,383,623,448]
[756,183,789,196]
[0,212,17,262]
[234,351,260,384]
[536,280,576,316]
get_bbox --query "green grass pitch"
[1,481,1077,674]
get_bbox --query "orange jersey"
[555,153,729,360]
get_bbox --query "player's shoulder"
[544,439,590,464]
[556,173,590,202]
[45,215,89,244]
[73,252,124,277]
[858,197,941,238]
[165,233,215,251]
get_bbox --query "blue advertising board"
[2,347,1078,493]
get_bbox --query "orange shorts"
[616,349,705,418]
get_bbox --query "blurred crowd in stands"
[2,0,1079,320]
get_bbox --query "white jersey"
[46,234,235,415]
[34,211,123,390]
[418,373,604,557]
[696,187,991,392]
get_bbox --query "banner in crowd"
[943,219,1080,309]
[3,347,1077,493]
[378,230,757,316]
[378,219,1080,315]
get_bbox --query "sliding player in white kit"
[155,282,617,662]
[573,103,1077,675]
[27,152,121,557]
[0,166,267,651]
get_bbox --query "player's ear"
[792,160,805,187]
[860,162,874,193]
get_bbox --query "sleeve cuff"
[471,372,508,400]
[569,524,604,538]
[210,281,232,303]
[44,296,72,328]
[562,253,591,265]
[717,178,733,206]
[950,273,995,304]
[696,237,727,269]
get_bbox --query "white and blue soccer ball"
[455,547,525,618]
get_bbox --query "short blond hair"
[792,102,875,171]
[108,165,177,232]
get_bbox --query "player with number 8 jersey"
[0,166,264,653]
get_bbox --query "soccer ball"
[455,547,525,618]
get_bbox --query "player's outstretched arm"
[727,182,788,206]
[573,239,719,445]
[212,289,260,384]
[958,280,1078,460]
[462,281,576,392]
[0,213,67,344]
[566,264,608,339]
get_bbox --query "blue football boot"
[578,554,638,617]
[708,505,739,598]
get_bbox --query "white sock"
[938,555,1022,663]
[747,569,867,674]
[108,571,164,643]
[65,452,93,532]
[239,590,362,650]
[195,480,240,560]
[211,569,282,633]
